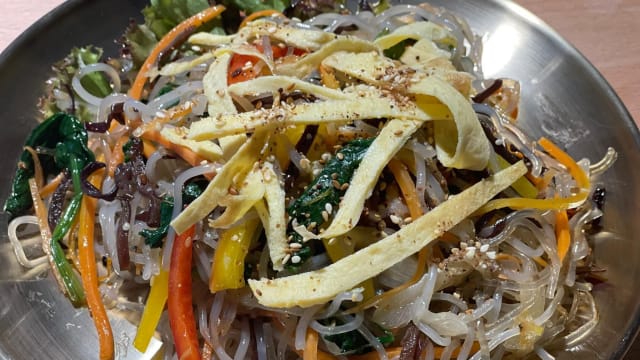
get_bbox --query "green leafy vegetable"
[140,197,174,248]
[39,46,111,123]
[324,322,394,354]
[49,193,86,307]
[286,137,374,266]
[182,178,208,204]
[225,0,289,13]
[139,178,207,248]
[5,113,94,219]
[122,0,223,69]
[283,0,344,21]
[383,38,416,60]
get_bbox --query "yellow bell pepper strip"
[168,225,200,360]
[78,164,114,360]
[133,270,169,353]
[209,218,261,292]
[491,153,538,198]
[129,5,226,100]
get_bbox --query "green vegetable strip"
[140,198,174,248]
[286,137,374,264]
[50,193,86,307]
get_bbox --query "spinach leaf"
[5,113,93,218]
[286,137,374,266]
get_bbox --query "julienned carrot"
[303,328,319,360]
[78,170,114,360]
[129,5,226,100]
[24,146,44,188]
[538,137,589,189]
[387,159,424,219]
[555,209,571,262]
[141,129,207,169]
[108,135,129,177]
[239,9,284,28]
[168,225,200,360]
[38,171,65,198]
[142,139,157,159]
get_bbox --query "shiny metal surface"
[0,0,638,359]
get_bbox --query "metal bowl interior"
[0,0,638,359]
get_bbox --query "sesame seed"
[299,158,311,170]
[465,247,476,260]
[390,214,402,225]
[486,251,496,260]
[480,244,489,253]
[322,211,329,222]
[282,253,291,265]
[122,222,130,231]
[336,152,345,160]
[289,242,302,249]
[231,234,240,242]
[328,238,336,245]
[460,242,468,250]
[403,217,413,224]
[291,255,301,264]
[324,203,333,214]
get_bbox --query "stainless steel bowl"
[0,0,638,358]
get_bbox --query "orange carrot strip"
[388,159,424,219]
[349,348,401,360]
[141,129,210,171]
[303,328,319,360]
[538,137,589,189]
[142,139,157,159]
[24,146,44,188]
[129,5,226,100]
[555,208,571,262]
[239,9,285,28]
[78,170,114,360]
[39,172,65,198]
[108,135,129,178]
[294,349,336,360]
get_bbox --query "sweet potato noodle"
[6,2,617,360]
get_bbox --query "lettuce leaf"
[38,46,111,123]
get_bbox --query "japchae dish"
[5,1,616,359]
